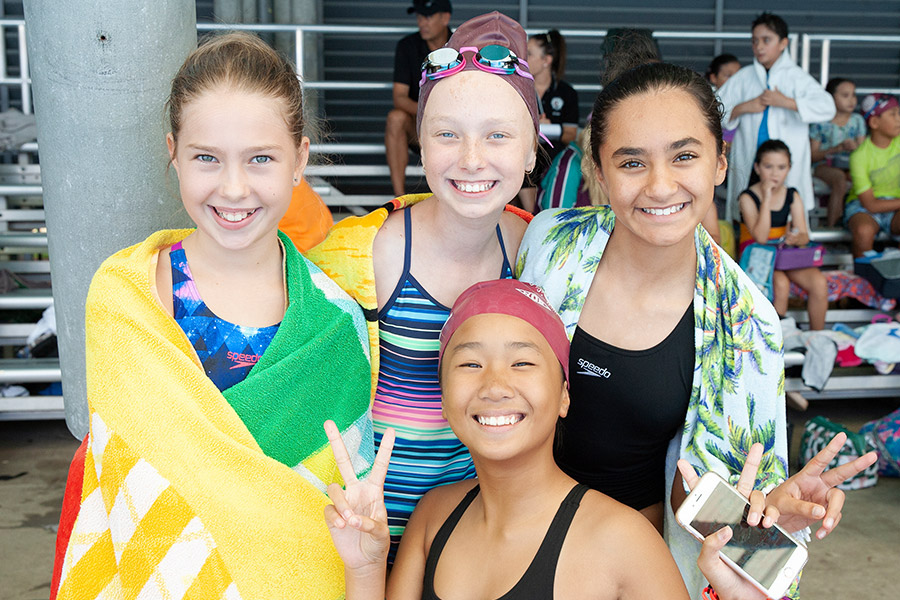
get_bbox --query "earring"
[525,167,534,175]
[293,177,299,183]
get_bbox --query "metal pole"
[801,34,810,73]
[18,24,29,114]
[291,0,321,136]
[820,39,831,85]
[713,0,724,56]
[23,0,196,438]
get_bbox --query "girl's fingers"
[817,486,845,537]
[747,489,766,527]
[802,432,847,478]
[820,451,878,489]
[761,503,781,529]
[324,420,358,485]
[370,427,395,487]
[697,526,734,585]
[677,459,700,490]
[324,503,346,530]
[326,482,354,521]
[736,443,764,498]
[772,493,826,523]
[348,513,387,536]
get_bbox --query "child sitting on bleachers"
[810,78,866,227]
[741,140,828,329]
[846,93,900,257]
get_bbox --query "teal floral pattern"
[517,206,792,597]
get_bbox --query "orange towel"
[279,179,333,252]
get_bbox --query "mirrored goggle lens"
[422,47,464,75]
[476,45,519,70]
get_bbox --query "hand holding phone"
[677,444,807,600]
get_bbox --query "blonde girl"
[51,33,372,599]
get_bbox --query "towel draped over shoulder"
[51,229,373,600]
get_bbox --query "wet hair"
[706,53,740,82]
[600,28,661,87]
[529,29,567,79]
[167,32,305,149]
[751,12,788,40]
[825,77,855,96]
[754,139,791,165]
[590,62,724,168]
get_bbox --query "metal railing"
[3,18,897,117]
[801,33,900,94]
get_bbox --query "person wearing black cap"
[385,0,452,197]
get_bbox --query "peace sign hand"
[766,432,878,539]
[323,420,395,571]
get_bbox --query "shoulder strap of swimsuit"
[422,485,481,599]
[742,188,761,207]
[500,484,590,599]
[495,224,512,277]
[402,206,414,279]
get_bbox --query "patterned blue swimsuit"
[170,241,279,391]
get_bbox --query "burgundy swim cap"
[416,11,540,138]
[439,279,569,384]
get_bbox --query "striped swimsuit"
[374,208,513,560]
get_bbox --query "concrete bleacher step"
[0,395,64,420]
[784,308,886,325]
[785,373,900,400]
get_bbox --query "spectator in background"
[518,29,579,213]
[717,12,835,222]
[536,28,660,213]
[706,53,740,90]
[845,93,900,256]
[385,0,452,197]
[810,78,866,227]
[707,53,742,254]
[739,140,828,330]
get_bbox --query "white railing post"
[18,23,29,114]
[820,39,831,85]
[296,27,303,81]
[801,33,810,73]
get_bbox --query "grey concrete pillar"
[23,0,196,438]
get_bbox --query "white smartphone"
[675,471,808,599]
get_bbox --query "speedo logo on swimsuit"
[515,287,554,311]
[227,351,262,369]
[576,358,610,378]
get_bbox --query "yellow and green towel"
[52,229,373,599]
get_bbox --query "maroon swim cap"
[439,279,569,384]
[416,11,540,139]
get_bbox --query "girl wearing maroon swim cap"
[307,11,541,562]
[322,279,798,599]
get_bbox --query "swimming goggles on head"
[420,45,533,87]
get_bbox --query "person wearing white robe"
[718,47,835,221]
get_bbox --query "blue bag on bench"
[739,243,776,301]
